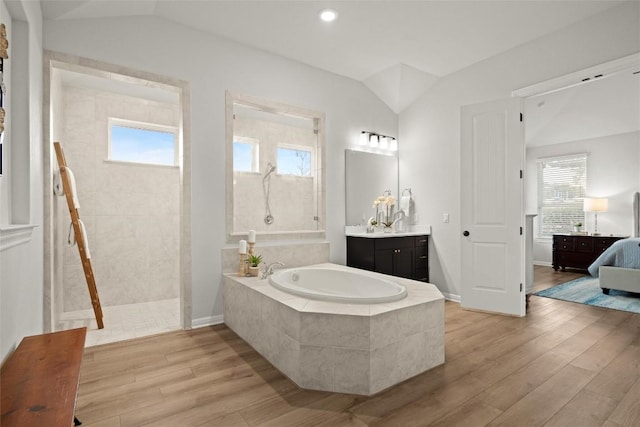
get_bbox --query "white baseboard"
[533,261,553,267]
[441,292,461,303]
[191,314,224,329]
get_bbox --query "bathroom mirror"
[226,92,325,242]
[345,149,398,226]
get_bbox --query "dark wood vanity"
[347,235,429,282]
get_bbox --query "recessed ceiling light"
[319,9,338,22]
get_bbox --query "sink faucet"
[262,261,285,279]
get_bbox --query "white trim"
[441,292,461,303]
[0,224,38,251]
[535,152,589,163]
[513,53,640,98]
[191,314,224,328]
[534,261,553,267]
[102,159,179,169]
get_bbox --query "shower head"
[264,163,276,178]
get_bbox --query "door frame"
[460,53,640,317]
[510,52,639,306]
[513,53,639,98]
[42,51,192,332]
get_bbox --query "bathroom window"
[109,119,177,166]
[233,136,259,172]
[277,146,312,177]
[536,153,587,237]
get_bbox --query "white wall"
[526,131,640,265]
[0,0,43,362]
[399,2,639,298]
[43,15,397,323]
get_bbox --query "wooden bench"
[1,327,87,427]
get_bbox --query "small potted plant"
[248,254,263,277]
[573,222,582,232]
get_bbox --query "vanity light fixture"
[379,136,389,149]
[319,8,338,22]
[359,131,398,152]
[359,131,370,146]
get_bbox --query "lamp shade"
[583,198,608,212]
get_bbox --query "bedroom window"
[536,153,587,238]
[109,119,177,166]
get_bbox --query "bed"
[588,237,640,294]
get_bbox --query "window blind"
[536,153,587,237]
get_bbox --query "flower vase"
[383,226,393,233]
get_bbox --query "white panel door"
[461,98,525,316]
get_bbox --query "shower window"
[226,92,325,241]
[233,136,259,172]
[277,146,312,177]
[109,118,177,166]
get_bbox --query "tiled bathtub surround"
[220,241,330,274]
[223,263,444,395]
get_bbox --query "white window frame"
[276,143,314,177]
[232,136,260,173]
[108,118,178,166]
[536,153,587,238]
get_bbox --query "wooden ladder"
[54,142,104,329]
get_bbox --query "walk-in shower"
[228,93,325,240]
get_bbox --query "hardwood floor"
[76,266,640,426]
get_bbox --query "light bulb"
[319,9,338,22]
[359,131,369,146]
[369,134,379,147]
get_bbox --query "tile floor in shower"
[57,298,181,347]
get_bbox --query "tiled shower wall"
[233,116,318,233]
[58,85,180,312]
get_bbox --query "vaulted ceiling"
[40,1,624,112]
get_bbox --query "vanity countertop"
[345,225,431,238]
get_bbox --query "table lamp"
[583,197,608,235]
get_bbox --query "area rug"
[534,276,640,314]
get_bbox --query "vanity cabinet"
[347,235,429,282]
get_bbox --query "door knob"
[463,231,470,237]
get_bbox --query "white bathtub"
[268,265,407,303]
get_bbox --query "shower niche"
[225,92,325,242]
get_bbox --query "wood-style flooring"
[75,266,640,426]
